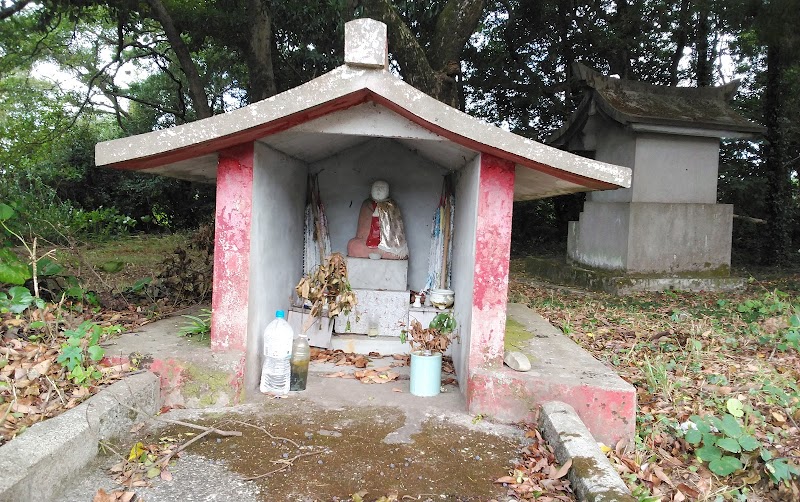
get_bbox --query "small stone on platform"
[504,351,531,372]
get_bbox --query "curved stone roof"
[95,19,632,200]
[556,63,765,141]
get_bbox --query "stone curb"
[0,372,160,502]
[539,401,636,502]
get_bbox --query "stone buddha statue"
[347,180,409,260]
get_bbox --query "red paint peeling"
[210,144,254,352]
[468,154,515,373]
[228,354,247,404]
[467,368,636,446]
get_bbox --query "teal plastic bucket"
[410,351,442,397]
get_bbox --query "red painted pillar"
[468,153,515,375]
[210,143,254,352]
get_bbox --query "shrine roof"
[558,63,765,140]
[95,20,632,200]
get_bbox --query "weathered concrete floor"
[58,374,523,501]
[61,311,525,501]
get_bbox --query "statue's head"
[371,180,390,202]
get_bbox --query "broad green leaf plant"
[684,398,799,485]
[55,320,107,385]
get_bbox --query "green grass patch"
[53,233,194,291]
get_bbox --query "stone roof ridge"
[570,62,764,137]
[573,62,741,102]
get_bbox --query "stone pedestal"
[568,201,733,275]
[409,306,449,329]
[346,257,408,291]
[334,289,409,337]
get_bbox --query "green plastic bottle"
[290,333,310,391]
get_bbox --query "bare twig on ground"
[228,419,300,448]
[114,401,241,437]
[161,421,231,464]
[45,374,66,405]
[243,450,324,481]
[99,440,127,460]
[0,384,17,428]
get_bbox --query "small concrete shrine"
[95,20,632,434]
[549,64,765,292]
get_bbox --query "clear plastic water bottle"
[290,333,311,391]
[260,310,293,395]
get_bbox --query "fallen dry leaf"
[551,458,572,480]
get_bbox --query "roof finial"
[345,19,388,69]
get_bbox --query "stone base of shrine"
[467,303,636,446]
[526,256,745,295]
[334,289,409,337]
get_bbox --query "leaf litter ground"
[509,261,800,501]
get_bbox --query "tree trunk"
[609,0,632,79]
[556,0,574,109]
[145,0,212,119]
[695,3,712,86]
[245,0,277,102]
[669,0,691,86]
[0,0,31,20]
[763,43,792,265]
[358,0,484,108]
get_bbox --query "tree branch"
[144,0,212,119]
[0,0,31,21]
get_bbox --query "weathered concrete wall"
[211,144,254,353]
[632,134,720,203]
[586,117,636,204]
[627,202,732,273]
[311,138,448,289]
[247,142,307,392]
[568,112,734,279]
[467,154,515,410]
[568,201,733,274]
[451,154,480,391]
[567,202,629,271]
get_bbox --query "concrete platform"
[468,303,636,446]
[526,255,745,294]
[104,304,633,446]
[332,334,411,354]
[103,306,244,408]
[331,333,453,356]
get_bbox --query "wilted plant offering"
[403,312,457,354]
[295,253,356,329]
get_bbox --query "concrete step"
[469,303,636,446]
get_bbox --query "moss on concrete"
[181,363,232,407]
[504,319,536,362]
[570,457,637,502]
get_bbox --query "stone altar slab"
[346,257,408,291]
[334,289,409,337]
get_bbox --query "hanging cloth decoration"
[422,176,455,292]
[303,173,331,275]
